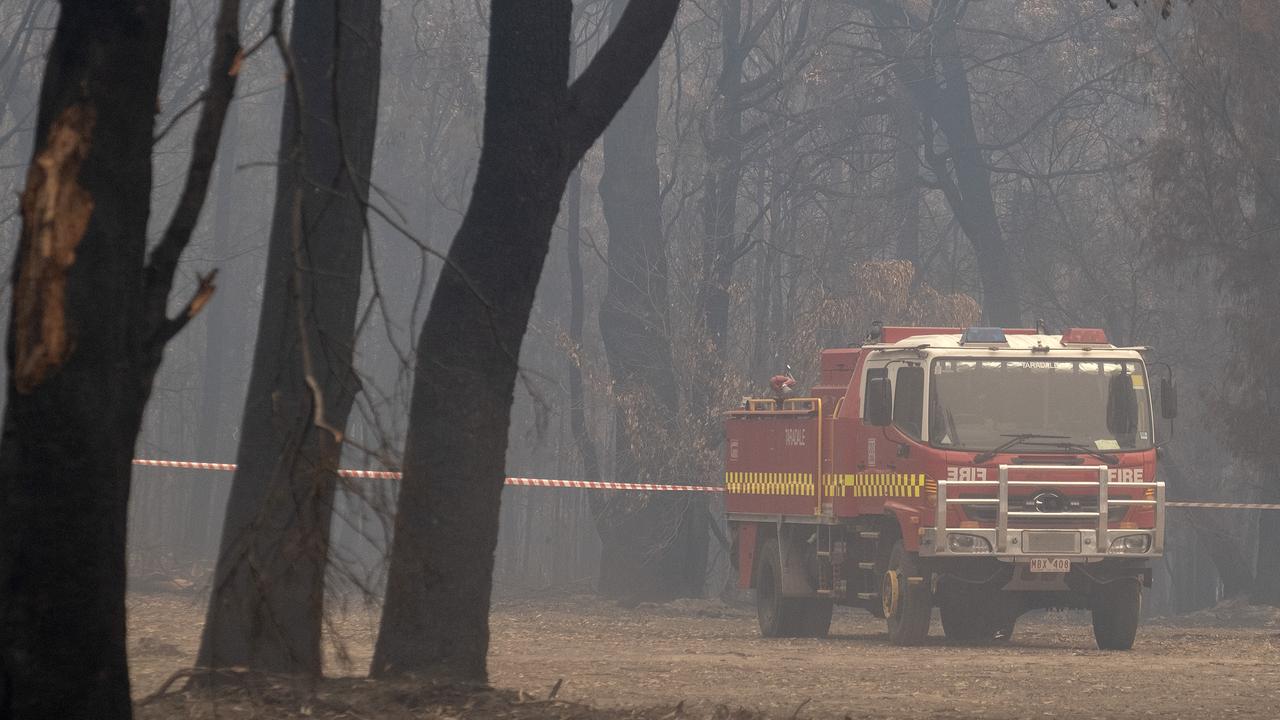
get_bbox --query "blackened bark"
[697,0,747,359]
[372,0,680,682]
[930,40,1019,325]
[197,0,380,676]
[595,24,705,601]
[862,0,1020,325]
[0,1,239,716]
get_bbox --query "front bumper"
[919,527,1160,560]
[919,464,1164,560]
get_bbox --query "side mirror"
[866,376,892,427]
[1160,377,1178,419]
[1107,373,1138,436]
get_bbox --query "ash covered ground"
[130,592,1280,719]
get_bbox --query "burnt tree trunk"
[197,0,381,676]
[0,1,239,716]
[371,0,681,682]
[697,0,748,361]
[862,0,1020,325]
[595,15,705,601]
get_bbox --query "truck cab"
[726,325,1172,649]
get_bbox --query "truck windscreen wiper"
[1019,440,1119,466]
[972,433,1070,464]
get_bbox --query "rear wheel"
[1092,579,1141,650]
[882,541,932,645]
[755,537,834,638]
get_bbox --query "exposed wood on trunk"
[13,104,95,394]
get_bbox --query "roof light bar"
[960,327,1008,345]
[1061,327,1109,345]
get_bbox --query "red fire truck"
[726,325,1173,649]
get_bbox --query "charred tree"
[371,0,681,682]
[857,0,1020,325]
[197,0,381,676]
[696,1,746,362]
[595,10,705,600]
[0,1,240,716]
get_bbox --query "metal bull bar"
[925,464,1166,559]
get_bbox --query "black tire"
[1092,579,1141,650]
[756,538,833,638]
[940,586,1018,644]
[883,541,932,645]
[756,538,802,637]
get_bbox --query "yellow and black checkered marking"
[724,471,815,496]
[823,473,928,498]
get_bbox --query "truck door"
[851,358,930,506]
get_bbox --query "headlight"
[1108,534,1151,553]
[948,533,993,553]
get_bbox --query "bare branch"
[564,0,681,161]
[142,0,242,350]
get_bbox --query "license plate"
[1029,558,1071,573]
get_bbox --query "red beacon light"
[1060,327,1110,346]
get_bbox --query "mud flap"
[778,524,817,596]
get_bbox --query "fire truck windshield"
[927,358,1153,453]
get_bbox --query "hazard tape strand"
[131,458,720,492]
[1166,501,1280,510]
[131,458,1280,506]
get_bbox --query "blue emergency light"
[960,326,1007,345]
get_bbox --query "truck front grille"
[960,492,1128,525]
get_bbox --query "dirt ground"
[129,592,1280,719]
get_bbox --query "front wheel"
[882,541,932,645]
[1091,579,1141,650]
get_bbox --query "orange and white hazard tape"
[505,476,722,492]
[133,458,237,472]
[131,458,1280,505]
[132,458,399,479]
[132,458,720,492]
[1166,500,1280,510]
